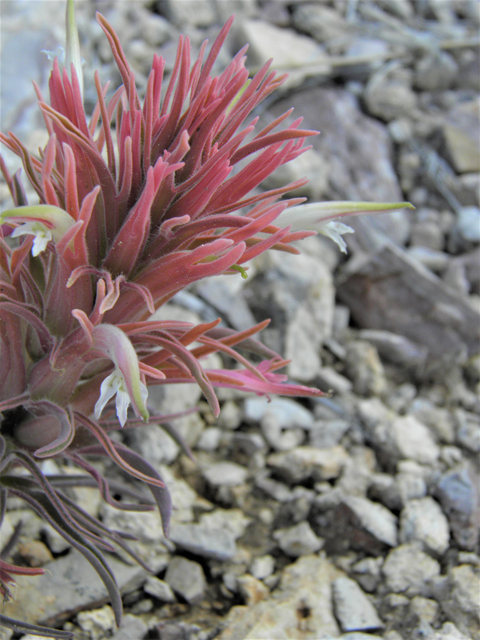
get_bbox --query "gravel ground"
[1,1,479,639]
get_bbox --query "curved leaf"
[0,614,73,639]
[28,401,75,457]
[79,443,172,537]
[10,488,123,627]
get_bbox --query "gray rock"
[146,362,206,449]
[409,399,455,444]
[444,247,480,293]
[279,486,316,524]
[442,99,480,174]
[379,594,410,635]
[339,634,389,640]
[154,620,204,640]
[407,247,450,273]
[395,462,428,506]
[261,147,329,202]
[291,3,349,43]
[237,19,330,87]
[369,472,402,511]
[164,556,206,605]
[332,576,384,632]
[169,524,236,561]
[77,605,115,640]
[422,622,472,640]
[409,218,445,251]
[196,427,223,452]
[457,206,480,243]
[1,549,147,628]
[440,445,464,468]
[247,250,335,383]
[382,544,441,597]
[3,509,48,547]
[202,461,248,487]
[364,67,418,122]
[43,522,72,554]
[273,521,323,557]
[399,497,450,556]
[336,447,376,498]
[231,432,266,456]
[358,330,429,374]
[376,0,414,18]
[325,495,398,554]
[433,564,480,640]
[455,408,480,453]
[199,508,251,541]
[161,0,255,27]
[250,555,276,581]
[237,574,270,606]
[216,555,341,639]
[245,396,314,451]
[111,614,148,640]
[309,419,351,449]
[196,277,258,332]
[244,396,314,429]
[357,397,395,434]
[386,382,417,414]
[267,445,349,484]
[410,595,440,626]
[337,244,480,378]
[100,504,167,546]
[0,627,13,640]
[217,401,242,430]
[255,473,293,502]
[436,466,480,550]
[128,424,180,465]
[159,465,200,526]
[345,341,387,397]
[316,367,353,396]
[388,415,440,465]
[414,51,458,91]
[345,36,391,62]
[352,557,384,593]
[0,2,65,139]
[144,576,176,603]
[465,351,480,386]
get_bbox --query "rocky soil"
[1,0,479,639]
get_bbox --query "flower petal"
[94,372,120,420]
[277,200,414,232]
[11,221,53,256]
[92,325,149,424]
[114,385,131,427]
[318,221,354,253]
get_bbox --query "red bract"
[0,11,327,637]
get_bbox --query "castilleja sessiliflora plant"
[0,2,413,636]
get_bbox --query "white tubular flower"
[94,370,148,427]
[41,46,66,63]
[277,200,414,252]
[318,221,355,253]
[41,0,84,98]
[2,204,76,257]
[11,222,53,257]
[91,324,150,427]
[65,0,84,98]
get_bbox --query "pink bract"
[0,13,326,637]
